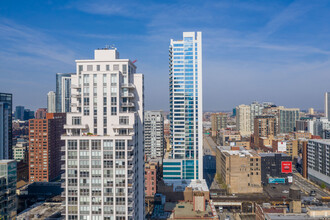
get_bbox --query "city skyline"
[1,1,330,111]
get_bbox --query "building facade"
[216,146,262,194]
[278,108,299,134]
[260,153,292,185]
[236,104,251,136]
[62,48,144,219]
[47,91,56,113]
[0,93,12,160]
[15,106,24,120]
[250,101,264,132]
[254,115,277,148]
[325,92,330,120]
[163,32,203,180]
[145,160,159,197]
[35,108,47,119]
[0,160,17,219]
[210,113,227,137]
[144,111,164,161]
[29,113,66,182]
[56,73,74,113]
[307,139,330,187]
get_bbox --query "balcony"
[61,155,65,160]
[121,93,134,98]
[122,83,135,88]
[71,102,81,107]
[121,102,135,108]
[71,84,80,89]
[71,93,81,98]
[64,123,88,129]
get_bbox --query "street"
[293,173,329,198]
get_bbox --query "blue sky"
[1,0,330,111]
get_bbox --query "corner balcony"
[122,83,135,89]
[71,84,80,89]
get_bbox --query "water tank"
[289,185,301,200]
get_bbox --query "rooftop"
[164,179,209,192]
[308,139,330,144]
[17,202,63,219]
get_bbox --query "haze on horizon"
[1,0,330,112]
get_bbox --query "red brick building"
[29,113,66,182]
[145,161,159,197]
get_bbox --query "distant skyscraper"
[23,109,34,120]
[47,91,56,113]
[62,48,144,219]
[236,104,251,136]
[210,113,227,137]
[29,113,66,182]
[250,101,263,132]
[35,108,47,119]
[56,73,73,113]
[0,160,17,219]
[278,108,300,133]
[0,93,12,159]
[163,32,203,180]
[15,105,24,120]
[325,92,330,120]
[144,111,164,161]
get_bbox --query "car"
[310,190,316,196]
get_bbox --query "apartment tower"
[144,111,164,161]
[56,73,74,113]
[0,93,12,160]
[163,32,203,180]
[236,104,251,136]
[47,91,56,113]
[28,113,66,182]
[62,48,144,219]
[325,92,330,120]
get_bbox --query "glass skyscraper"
[0,93,12,159]
[163,32,203,180]
[56,73,73,113]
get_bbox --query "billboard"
[269,178,285,184]
[278,141,287,152]
[281,161,292,173]
[287,176,293,183]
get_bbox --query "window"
[83,107,89,115]
[113,64,119,70]
[96,65,100,71]
[111,107,117,115]
[106,65,110,71]
[87,65,93,71]
[123,64,127,74]
[84,97,90,106]
[72,117,81,125]
[119,116,129,125]
[83,74,90,86]
[104,117,107,126]
[78,65,83,74]
[103,107,107,115]
[93,107,97,115]
[111,97,117,105]
[103,97,107,105]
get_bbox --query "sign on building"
[278,141,287,152]
[281,161,292,173]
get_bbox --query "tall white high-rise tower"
[163,32,203,180]
[62,48,144,219]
